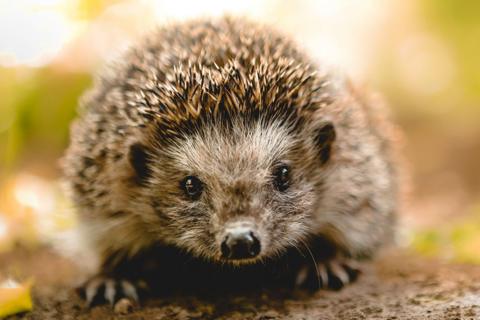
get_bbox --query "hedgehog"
[62,17,400,307]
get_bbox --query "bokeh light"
[0,0,83,67]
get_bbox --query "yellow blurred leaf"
[0,280,33,317]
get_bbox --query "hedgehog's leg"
[79,275,142,308]
[293,236,361,291]
[77,251,149,310]
[294,255,361,290]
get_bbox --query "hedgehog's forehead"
[163,119,296,177]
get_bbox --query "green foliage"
[421,0,480,99]
[412,204,480,264]
[0,68,90,175]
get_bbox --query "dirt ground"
[1,246,480,320]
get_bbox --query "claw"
[104,279,116,305]
[121,280,139,303]
[329,260,350,286]
[317,263,329,288]
[85,278,103,307]
[295,265,309,287]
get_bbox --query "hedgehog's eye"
[181,176,203,200]
[273,165,290,192]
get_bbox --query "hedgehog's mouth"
[218,255,264,266]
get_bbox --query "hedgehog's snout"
[221,224,261,260]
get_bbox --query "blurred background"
[0,0,479,262]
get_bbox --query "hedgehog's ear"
[129,143,153,185]
[314,122,336,165]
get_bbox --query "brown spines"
[142,59,329,143]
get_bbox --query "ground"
[1,247,479,319]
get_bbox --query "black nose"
[221,230,261,260]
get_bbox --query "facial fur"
[127,118,333,264]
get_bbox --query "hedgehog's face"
[129,118,335,265]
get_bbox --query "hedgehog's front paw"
[78,276,143,311]
[295,256,361,291]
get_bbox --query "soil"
[1,247,480,320]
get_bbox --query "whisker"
[299,239,321,289]
[287,239,306,259]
